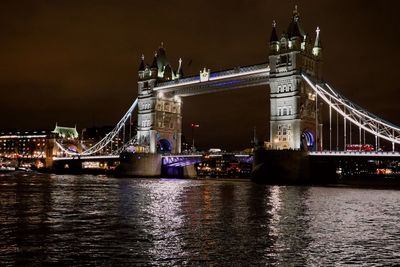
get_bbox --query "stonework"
[136,44,183,154]
[268,8,323,150]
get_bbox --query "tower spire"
[139,54,146,71]
[270,20,279,43]
[177,58,183,78]
[313,27,322,57]
[269,20,280,54]
[151,51,158,69]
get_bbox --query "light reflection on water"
[0,172,400,266]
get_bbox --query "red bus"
[346,144,374,151]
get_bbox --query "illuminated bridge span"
[309,151,400,158]
[162,154,253,167]
[54,6,400,168]
[154,63,269,96]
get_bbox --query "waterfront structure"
[0,129,51,158]
[136,45,183,154]
[51,7,400,179]
[268,7,323,150]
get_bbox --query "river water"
[1,172,399,266]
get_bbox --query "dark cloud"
[1,0,400,150]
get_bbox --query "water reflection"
[1,173,400,266]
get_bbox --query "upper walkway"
[153,63,270,97]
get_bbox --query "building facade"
[268,7,323,150]
[0,129,51,158]
[136,44,183,154]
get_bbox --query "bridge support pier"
[116,153,162,177]
[252,149,311,184]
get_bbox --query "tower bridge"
[52,7,400,180]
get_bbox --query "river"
[1,172,399,266]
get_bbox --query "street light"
[191,122,200,152]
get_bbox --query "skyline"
[1,1,400,150]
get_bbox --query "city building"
[0,129,52,158]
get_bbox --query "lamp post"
[191,122,200,152]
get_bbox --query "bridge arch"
[301,130,315,151]
[157,139,173,153]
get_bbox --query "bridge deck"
[309,151,400,158]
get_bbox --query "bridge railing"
[309,151,400,157]
[302,74,400,150]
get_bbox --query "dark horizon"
[1,1,400,150]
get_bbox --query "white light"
[174,95,181,102]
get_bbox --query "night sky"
[1,1,400,150]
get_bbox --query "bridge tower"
[136,44,183,154]
[268,7,323,151]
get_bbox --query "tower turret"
[176,58,183,79]
[150,52,158,79]
[269,20,279,54]
[312,27,322,59]
[287,5,305,50]
[138,54,146,80]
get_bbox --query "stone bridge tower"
[268,7,323,151]
[136,44,183,154]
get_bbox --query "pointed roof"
[156,42,168,70]
[287,5,306,39]
[151,51,158,69]
[270,20,279,43]
[177,58,183,77]
[163,64,174,80]
[139,54,146,71]
[314,27,322,48]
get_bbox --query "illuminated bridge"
[53,7,400,178]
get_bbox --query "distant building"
[0,129,52,158]
[50,124,81,156]
[52,124,79,139]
